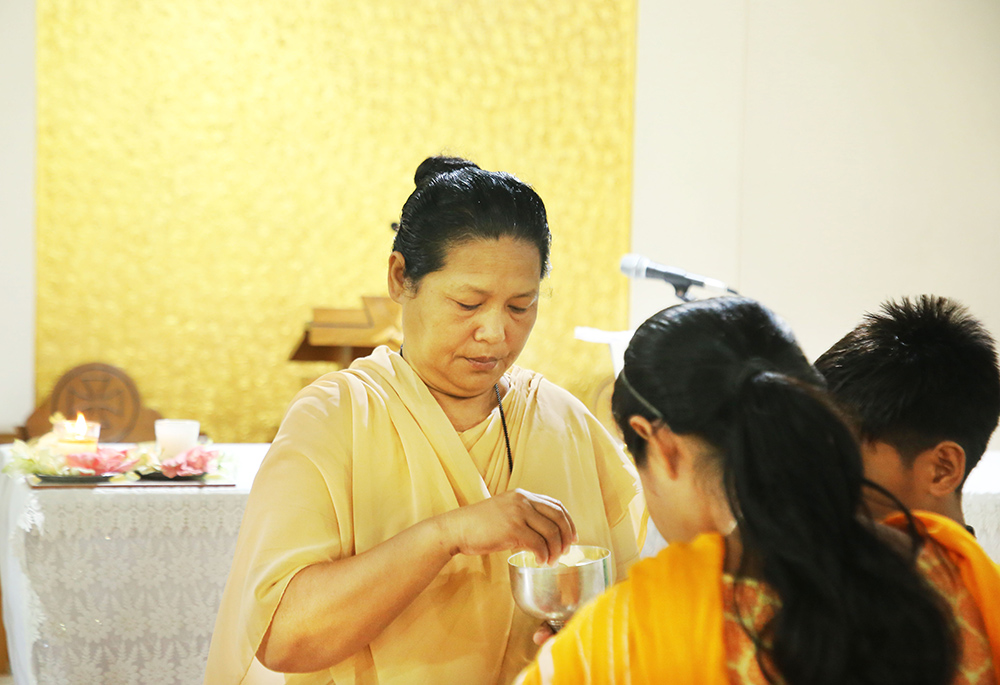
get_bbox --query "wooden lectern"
[290,296,403,367]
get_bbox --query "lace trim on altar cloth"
[18,489,246,540]
[9,487,247,684]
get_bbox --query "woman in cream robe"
[204,157,645,684]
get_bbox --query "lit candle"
[53,412,101,455]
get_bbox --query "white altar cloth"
[0,443,269,685]
[965,450,1000,562]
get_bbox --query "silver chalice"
[508,545,612,631]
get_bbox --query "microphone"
[620,253,737,301]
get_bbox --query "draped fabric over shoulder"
[884,511,1000,683]
[205,346,645,685]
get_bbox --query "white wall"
[632,1,1000,363]
[0,0,37,433]
[631,0,746,323]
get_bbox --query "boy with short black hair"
[815,295,1000,526]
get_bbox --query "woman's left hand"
[533,623,556,645]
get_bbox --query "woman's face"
[389,236,541,400]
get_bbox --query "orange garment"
[514,535,729,685]
[884,511,1000,684]
[721,546,996,685]
[517,515,1000,685]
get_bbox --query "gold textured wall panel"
[36,0,636,443]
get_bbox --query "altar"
[0,443,270,685]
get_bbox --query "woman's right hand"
[436,489,578,565]
[259,489,576,672]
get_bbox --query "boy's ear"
[915,441,966,498]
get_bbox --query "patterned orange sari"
[723,545,995,684]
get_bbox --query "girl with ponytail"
[517,297,998,685]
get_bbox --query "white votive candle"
[155,419,200,460]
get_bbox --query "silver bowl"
[508,545,612,630]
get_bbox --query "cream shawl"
[205,347,645,684]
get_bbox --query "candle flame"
[73,412,88,439]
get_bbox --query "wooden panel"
[19,363,163,443]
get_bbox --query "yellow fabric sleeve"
[514,534,729,685]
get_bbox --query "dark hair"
[815,295,1000,483]
[391,156,551,286]
[612,297,957,685]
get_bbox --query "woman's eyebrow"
[453,285,538,299]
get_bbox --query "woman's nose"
[474,310,505,342]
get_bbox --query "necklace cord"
[495,383,514,474]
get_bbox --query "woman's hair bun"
[413,156,481,188]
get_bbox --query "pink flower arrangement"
[66,448,138,475]
[160,446,219,478]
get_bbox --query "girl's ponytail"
[727,371,957,685]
